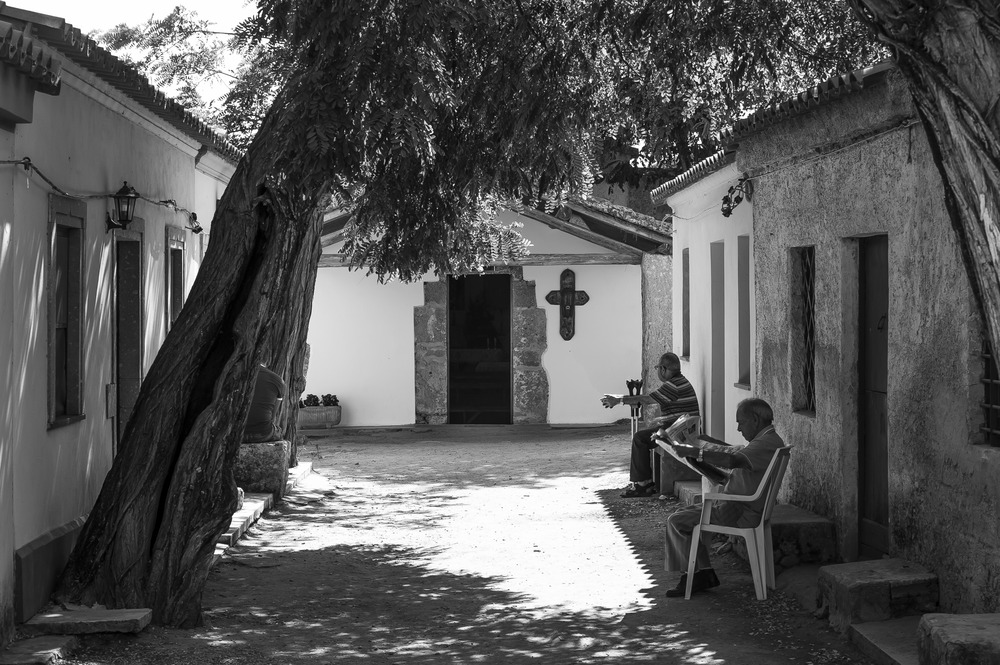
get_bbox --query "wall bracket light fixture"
[106,181,140,232]
[186,212,203,234]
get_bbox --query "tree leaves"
[96,0,887,283]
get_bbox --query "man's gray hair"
[659,352,681,372]
[737,398,773,424]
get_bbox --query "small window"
[737,235,751,387]
[790,246,816,414]
[682,248,690,358]
[165,227,186,327]
[48,195,87,427]
[981,340,1000,446]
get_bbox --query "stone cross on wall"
[545,268,589,340]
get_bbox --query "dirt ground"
[62,424,874,664]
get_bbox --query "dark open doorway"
[858,234,889,557]
[114,232,144,449]
[448,273,512,424]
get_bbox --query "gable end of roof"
[650,150,735,205]
[0,3,241,164]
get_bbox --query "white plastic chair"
[684,444,792,600]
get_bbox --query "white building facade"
[0,5,237,643]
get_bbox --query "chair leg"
[744,533,766,600]
[762,524,775,590]
[685,525,701,600]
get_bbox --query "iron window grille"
[981,341,1000,446]
[791,246,816,414]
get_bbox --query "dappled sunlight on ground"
[64,427,870,664]
[261,469,656,620]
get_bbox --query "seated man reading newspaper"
[654,397,785,597]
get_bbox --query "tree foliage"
[97,0,886,279]
[848,0,1000,384]
[596,0,888,183]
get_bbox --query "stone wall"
[414,280,449,424]
[738,67,1000,612]
[414,269,549,424]
[641,253,672,424]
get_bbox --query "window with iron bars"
[981,341,1000,446]
[790,246,816,414]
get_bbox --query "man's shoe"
[620,482,657,498]
[665,569,720,597]
[665,574,688,597]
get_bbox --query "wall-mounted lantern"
[186,212,203,234]
[106,181,140,232]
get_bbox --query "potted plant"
[297,393,342,428]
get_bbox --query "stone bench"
[819,558,939,632]
[669,481,836,573]
[918,613,1000,665]
[234,440,290,501]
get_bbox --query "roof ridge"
[0,3,242,164]
[650,60,897,206]
[0,18,61,94]
[720,60,894,145]
[649,150,735,205]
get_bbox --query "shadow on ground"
[63,426,871,665]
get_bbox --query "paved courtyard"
[65,424,873,664]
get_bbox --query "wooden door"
[859,235,889,557]
[710,241,726,437]
[115,234,144,447]
[447,274,512,424]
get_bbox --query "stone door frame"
[414,266,549,424]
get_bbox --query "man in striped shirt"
[601,352,700,497]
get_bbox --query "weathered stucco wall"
[739,68,1000,611]
[667,163,754,443]
[0,115,16,646]
[641,252,671,423]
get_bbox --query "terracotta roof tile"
[569,195,672,236]
[0,3,241,164]
[720,60,894,145]
[0,19,61,94]
[649,150,735,205]
[649,61,895,207]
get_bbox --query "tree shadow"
[66,430,869,664]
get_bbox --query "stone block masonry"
[234,440,291,500]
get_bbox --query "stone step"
[285,461,313,496]
[673,480,702,505]
[216,493,272,548]
[0,636,78,665]
[918,613,1000,665]
[756,504,836,567]
[21,608,151,637]
[849,615,920,665]
[670,482,837,573]
[212,462,312,566]
[819,559,939,632]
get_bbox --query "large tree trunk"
[850,0,1000,352]
[54,85,328,626]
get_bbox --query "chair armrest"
[703,491,755,503]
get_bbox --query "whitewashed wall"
[667,163,754,444]
[305,211,642,425]
[0,121,16,637]
[0,57,232,636]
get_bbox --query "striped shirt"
[650,374,700,426]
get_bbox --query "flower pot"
[297,405,342,428]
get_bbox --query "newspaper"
[654,414,730,486]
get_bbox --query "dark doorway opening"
[858,234,889,557]
[448,274,512,424]
[115,234,144,449]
